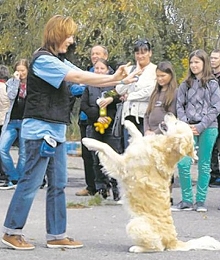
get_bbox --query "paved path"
[0,150,220,259]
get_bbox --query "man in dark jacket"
[75,45,112,196]
[210,49,220,187]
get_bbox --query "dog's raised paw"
[129,245,146,253]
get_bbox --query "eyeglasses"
[134,39,148,44]
[134,39,151,50]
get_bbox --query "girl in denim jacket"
[0,59,28,189]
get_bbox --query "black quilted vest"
[23,48,71,124]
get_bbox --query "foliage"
[66,193,103,208]
[1,0,220,77]
[66,98,81,140]
[66,201,88,209]
[66,114,80,140]
[1,0,220,137]
[87,193,103,206]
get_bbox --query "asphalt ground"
[0,149,220,260]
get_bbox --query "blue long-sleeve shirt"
[69,84,85,96]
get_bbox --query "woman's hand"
[122,70,140,84]
[114,62,142,83]
[189,125,199,135]
[13,71,20,80]
[120,93,128,101]
[98,97,113,108]
[97,116,111,124]
[145,130,155,136]
[136,61,142,71]
[113,62,130,80]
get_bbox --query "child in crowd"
[172,49,220,212]
[0,59,28,189]
[144,61,178,205]
[80,58,122,201]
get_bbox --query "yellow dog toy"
[94,90,118,134]
[94,117,112,134]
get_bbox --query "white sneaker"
[0,181,17,190]
[171,201,194,212]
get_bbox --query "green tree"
[1,0,220,139]
[1,0,220,76]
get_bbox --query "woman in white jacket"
[116,39,156,147]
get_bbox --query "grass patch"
[67,194,103,209]
[87,193,102,206]
[66,194,122,209]
[66,201,88,209]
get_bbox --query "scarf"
[19,82,26,99]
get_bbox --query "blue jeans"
[177,127,218,203]
[0,120,25,181]
[2,139,68,240]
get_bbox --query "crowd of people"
[0,14,220,250]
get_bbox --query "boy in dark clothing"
[209,49,220,187]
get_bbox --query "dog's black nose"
[167,112,174,116]
[159,122,168,132]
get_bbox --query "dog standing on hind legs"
[82,113,220,253]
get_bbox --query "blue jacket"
[69,84,88,121]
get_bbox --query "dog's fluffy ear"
[171,135,198,160]
[179,136,198,160]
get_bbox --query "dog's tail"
[186,236,220,250]
[174,236,220,251]
[82,138,123,178]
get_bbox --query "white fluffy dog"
[82,113,220,252]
